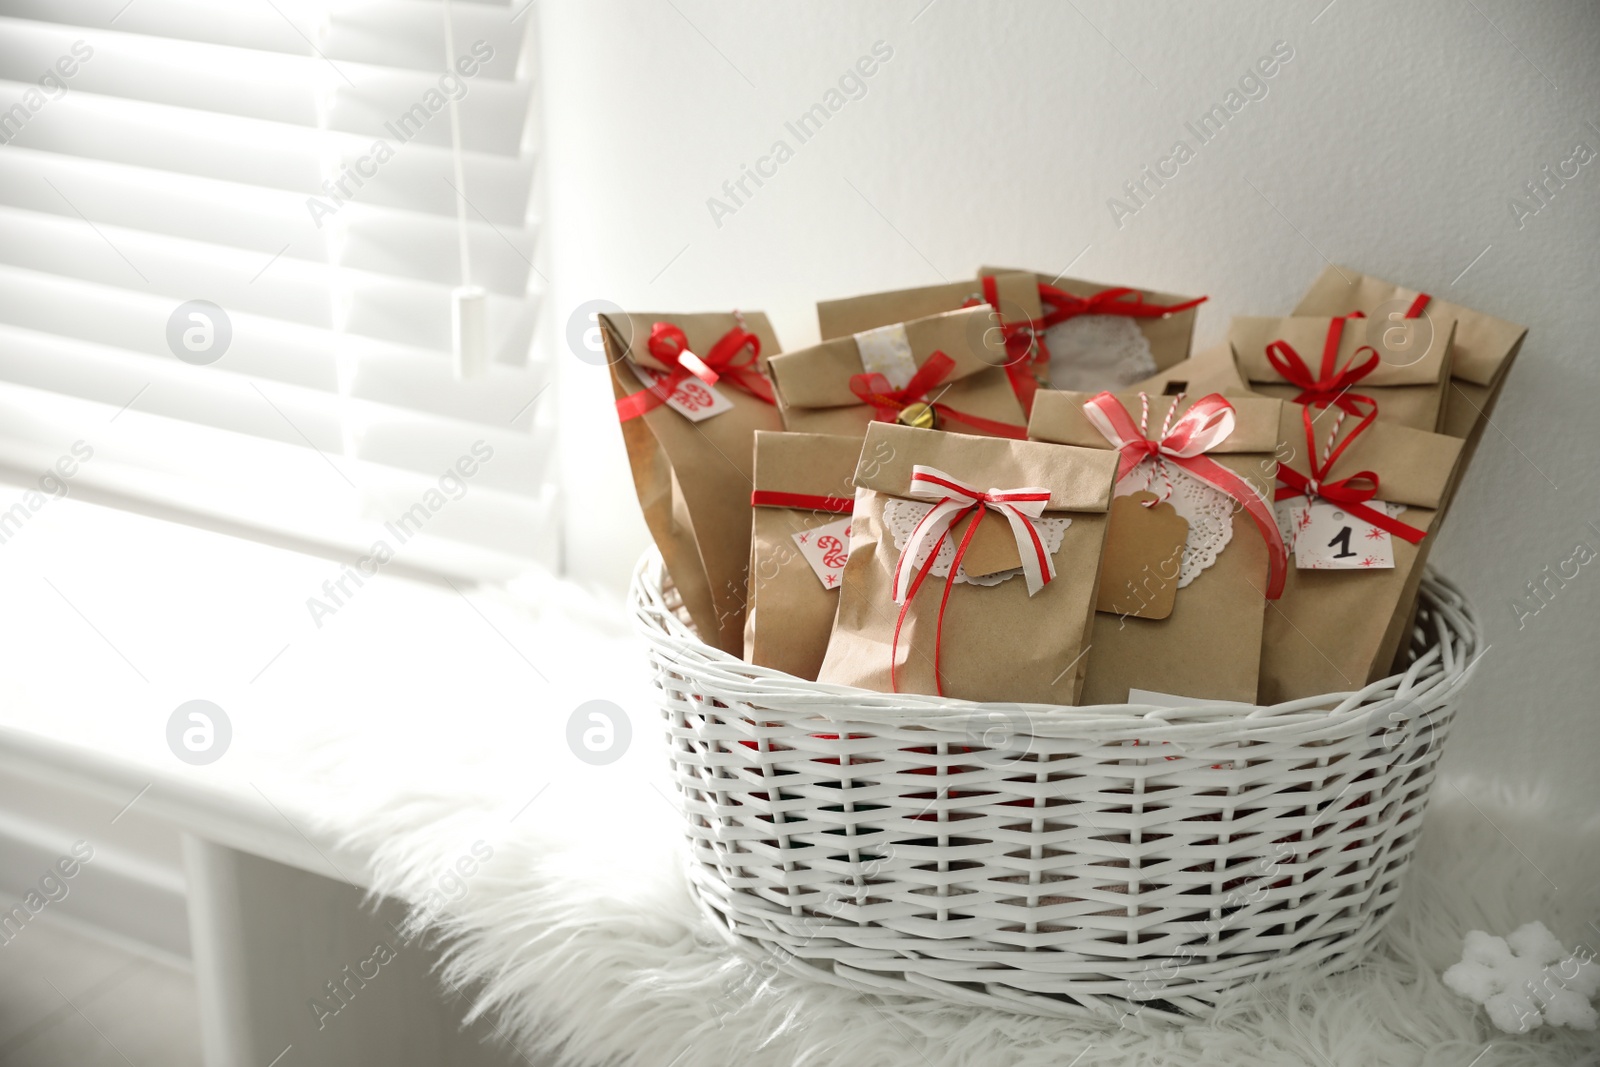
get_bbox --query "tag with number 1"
[1291,500,1395,570]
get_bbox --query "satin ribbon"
[750,490,853,514]
[848,351,1027,439]
[889,466,1055,695]
[1263,314,1379,418]
[615,321,775,421]
[1405,293,1431,319]
[1020,284,1208,388]
[1082,391,1288,599]
[1037,284,1207,329]
[1273,405,1428,545]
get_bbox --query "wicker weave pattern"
[631,552,1479,1021]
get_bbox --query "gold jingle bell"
[896,401,936,430]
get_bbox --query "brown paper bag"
[1258,404,1463,704]
[817,271,1043,343]
[817,271,1045,414]
[980,267,1205,387]
[768,305,1027,439]
[601,311,783,654]
[1230,314,1455,432]
[817,422,1119,704]
[1291,265,1527,510]
[1029,390,1284,704]
[1131,342,1252,398]
[744,432,863,681]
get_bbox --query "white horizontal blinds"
[0,0,554,581]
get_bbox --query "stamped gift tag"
[1095,491,1190,619]
[791,516,853,589]
[1287,500,1396,570]
[629,363,733,422]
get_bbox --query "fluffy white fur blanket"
[306,583,1597,1066]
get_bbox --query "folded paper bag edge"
[1028,389,1282,454]
[1229,315,1449,388]
[816,271,1043,340]
[1275,402,1463,511]
[852,422,1118,513]
[770,305,1006,411]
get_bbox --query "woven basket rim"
[629,548,1481,738]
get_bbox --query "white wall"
[543,1,1600,805]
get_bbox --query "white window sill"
[0,482,641,886]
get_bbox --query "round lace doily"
[1115,465,1233,589]
[1044,315,1158,392]
[882,500,1071,587]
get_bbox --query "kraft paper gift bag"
[602,311,783,655]
[744,432,864,681]
[1258,402,1463,705]
[816,271,1044,414]
[1230,314,1456,433]
[980,267,1206,389]
[817,422,1119,705]
[1131,341,1252,398]
[1028,390,1287,705]
[1291,264,1527,511]
[768,305,1028,440]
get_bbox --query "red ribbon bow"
[1273,405,1428,545]
[848,351,1027,439]
[615,321,775,421]
[890,466,1056,696]
[1037,284,1208,329]
[973,275,1043,415]
[1028,284,1207,386]
[1082,392,1288,599]
[1263,314,1379,419]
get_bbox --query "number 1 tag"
[1291,500,1395,570]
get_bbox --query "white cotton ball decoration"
[1442,921,1599,1034]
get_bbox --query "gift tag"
[791,515,853,589]
[1095,492,1190,619]
[1291,501,1395,570]
[629,362,733,422]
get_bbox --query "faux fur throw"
[303,585,1596,1066]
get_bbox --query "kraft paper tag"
[957,513,1026,578]
[792,515,853,589]
[1095,492,1189,619]
[628,363,733,422]
[854,323,918,390]
[1288,499,1396,570]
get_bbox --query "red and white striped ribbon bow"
[893,466,1056,600]
[889,465,1056,695]
[1082,391,1288,599]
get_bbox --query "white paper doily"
[1044,315,1158,392]
[883,500,1071,587]
[1115,464,1234,589]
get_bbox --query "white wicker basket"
[631,550,1480,1022]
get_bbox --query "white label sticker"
[629,362,733,422]
[791,515,853,589]
[1282,498,1397,570]
[853,323,918,390]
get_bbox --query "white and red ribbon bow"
[1082,392,1288,599]
[890,465,1055,695]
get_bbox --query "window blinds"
[0,0,554,581]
